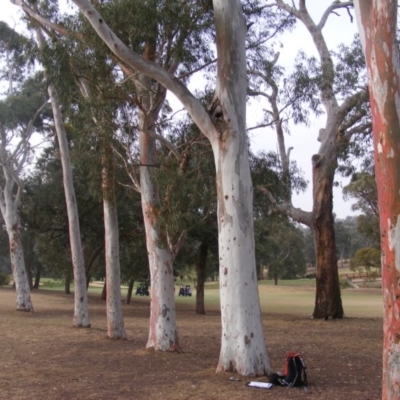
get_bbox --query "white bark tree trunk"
[70,0,269,375]
[212,0,269,375]
[102,144,126,340]
[140,115,180,351]
[0,103,43,312]
[47,83,90,328]
[4,210,33,312]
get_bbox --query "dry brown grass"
[0,287,381,400]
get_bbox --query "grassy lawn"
[11,277,383,319]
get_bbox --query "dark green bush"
[0,273,10,286]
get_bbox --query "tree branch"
[71,0,218,142]
[10,0,72,37]
[318,1,354,31]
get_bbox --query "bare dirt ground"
[0,287,382,400]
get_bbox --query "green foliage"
[0,273,10,286]
[339,276,352,289]
[350,247,381,271]
[343,170,380,248]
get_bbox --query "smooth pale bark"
[121,31,180,350]
[354,1,400,398]
[102,144,126,340]
[48,84,90,327]
[140,113,180,351]
[212,0,269,375]
[71,0,268,375]
[5,214,33,311]
[0,114,40,312]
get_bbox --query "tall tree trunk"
[47,83,90,328]
[274,268,278,286]
[213,0,269,376]
[7,220,33,311]
[69,0,267,375]
[101,281,106,301]
[311,158,343,319]
[33,267,41,289]
[354,2,400,398]
[140,118,180,352]
[195,241,208,315]
[65,270,71,295]
[85,243,104,289]
[126,279,134,305]
[102,143,126,340]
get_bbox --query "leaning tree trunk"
[6,218,33,311]
[102,143,126,340]
[140,114,180,352]
[195,241,208,315]
[213,0,269,376]
[48,84,90,327]
[311,156,343,319]
[354,2,400,398]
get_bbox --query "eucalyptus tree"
[154,118,218,315]
[353,1,400,397]
[31,21,91,327]
[65,0,274,375]
[343,169,380,248]
[254,0,370,318]
[0,23,48,311]
[0,84,45,312]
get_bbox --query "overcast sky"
[2,1,362,219]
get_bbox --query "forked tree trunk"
[354,2,400,398]
[48,83,90,327]
[7,220,33,311]
[213,0,269,376]
[195,241,208,315]
[311,157,343,319]
[102,144,126,340]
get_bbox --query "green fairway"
[28,278,383,319]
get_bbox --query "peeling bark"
[312,159,343,318]
[140,113,180,352]
[354,1,400,398]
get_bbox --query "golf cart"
[135,284,149,296]
[178,285,192,296]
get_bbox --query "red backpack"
[269,352,308,388]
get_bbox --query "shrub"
[0,273,10,286]
[339,276,352,289]
[305,273,316,279]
